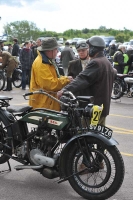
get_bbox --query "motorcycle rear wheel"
[66,138,125,200]
[111,79,124,100]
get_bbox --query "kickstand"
[0,160,11,174]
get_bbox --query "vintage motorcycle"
[0,90,125,200]
[111,71,133,99]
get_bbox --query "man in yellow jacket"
[29,37,73,111]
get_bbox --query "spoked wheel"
[111,80,123,100]
[66,138,125,200]
[12,70,22,88]
[0,119,12,164]
[0,72,5,91]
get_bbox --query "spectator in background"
[31,41,36,48]
[67,40,90,102]
[8,44,13,54]
[68,40,89,78]
[60,41,75,75]
[12,38,20,57]
[109,43,117,57]
[113,45,127,74]
[19,41,34,90]
[32,38,42,60]
[127,47,133,71]
[123,49,131,74]
[0,41,5,51]
[0,49,18,91]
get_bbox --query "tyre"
[0,72,5,91]
[12,70,22,88]
[0,117,12,164]
[66,137,125,200]
[111,79,123,100]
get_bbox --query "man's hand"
[57,90,64,99]
[67,76,73,82]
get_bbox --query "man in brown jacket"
[57,36,116,125]
[0,49,17,91]
[57,36,117,172]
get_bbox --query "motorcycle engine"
[16,141,27,159]
[29,128,59,167]
[31,127,57,153]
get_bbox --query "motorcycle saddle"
[7,105,33,114]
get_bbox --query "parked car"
[122,42,130,49]
[109,40,117,46]
[126,40,133,49]
[57,38,64,45]
[66,39,73,45]
[71,38,83,45]
[103,36,115,47]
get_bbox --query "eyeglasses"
[75,42,88,49]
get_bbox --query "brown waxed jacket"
[63,52,116,117]
[0,51,17,77]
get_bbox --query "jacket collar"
[91,51,105,60]
[40,51,52,65]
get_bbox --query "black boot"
[3,78,12,91]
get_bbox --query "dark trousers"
[22,69,31,89]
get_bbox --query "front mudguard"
[59,131,118,178]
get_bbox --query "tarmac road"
[0,88,133,200]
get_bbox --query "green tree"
[82,28,89,34]
[115,33,125,43]
[3,20,41,43]
[40,31,58,38]
[99,26,107,31]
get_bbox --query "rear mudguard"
[59,131,118,178]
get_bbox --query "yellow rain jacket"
[29,51,70,111]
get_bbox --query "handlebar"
[23,90,79,108]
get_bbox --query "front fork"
[76,137,94,167]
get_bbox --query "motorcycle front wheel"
[66,137,125,200]
[12,70,22,88]
[111,79,124,100]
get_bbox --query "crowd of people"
[106,42,133,74]
[0,38,42,91]
[0,36,117,124]
[0,36,132,120]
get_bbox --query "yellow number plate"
[91,104,103,126]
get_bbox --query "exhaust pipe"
[14,165,43,170]
[33,154,56,167]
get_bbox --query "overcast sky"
[0,0,132,35]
